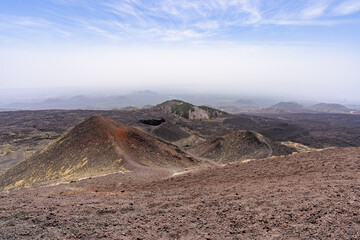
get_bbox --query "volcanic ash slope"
[189,130,273,164]
[0,116,200,191]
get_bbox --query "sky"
[0,0,360,102]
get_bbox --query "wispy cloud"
[333,0,360,15]
[0,15,51,29]
[301,1,332,19]
[194,21,219,30]
[261,19,339,26]
[159,29,205,41]
[0,0,359,44]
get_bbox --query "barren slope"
[189,130,272,163]
[0,147,359,239]
[0,116,199,191]
[310,103,352,114]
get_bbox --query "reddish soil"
[1,147,359,239]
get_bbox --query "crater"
[139,118,166,126]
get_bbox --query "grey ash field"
[0,100,360,239]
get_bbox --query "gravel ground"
[1,147,360,239]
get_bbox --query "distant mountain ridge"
[0,91,172,110]
[247,101,356,114]
[271,102,304,111]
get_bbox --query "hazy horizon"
[1,0,360,103]
[1,87,360,110]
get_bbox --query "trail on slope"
[184,150,223,167]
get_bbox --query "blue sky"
[0,0,360,102]
[1,0,360,45]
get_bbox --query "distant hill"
[247,107,292,114]
[309,103,353,114]
[142,104,153,109]
[155,100,229,120]
[120,106,140,111]
[237,101,357,115]
[0,116,200,191]
[271,102,304,111]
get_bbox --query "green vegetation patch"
[171,102,195,119]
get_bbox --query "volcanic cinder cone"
[0,116,199,191]
[189,130,272,164]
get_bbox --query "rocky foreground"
[0,147,360,239]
